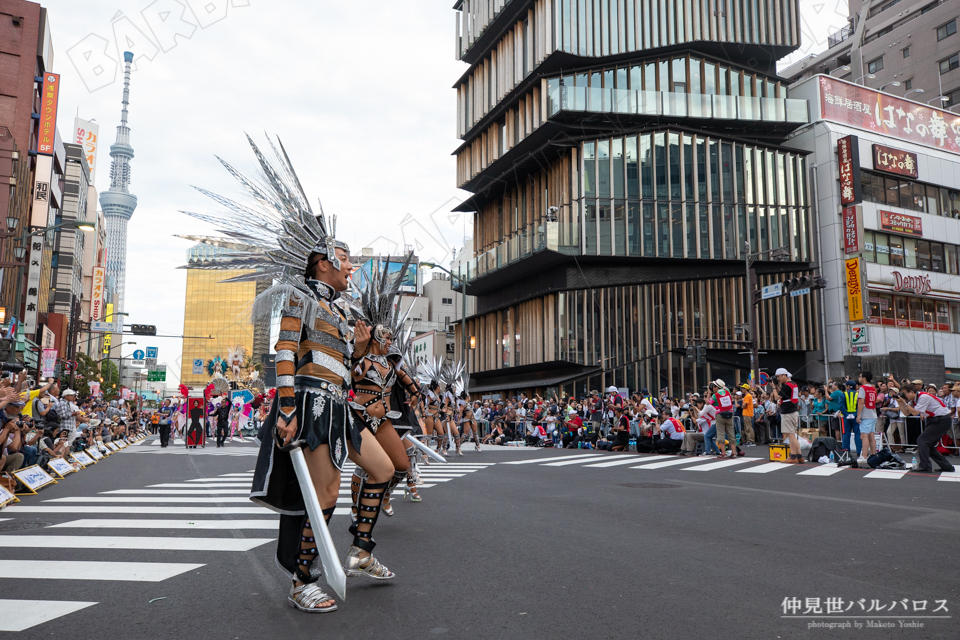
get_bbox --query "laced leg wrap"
[294,519,319,584]
[349,470,368,537]
[353,480,389,552]
[385,469,405,498]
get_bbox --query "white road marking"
[540,455,608,466]
[631,457,709,470]
[502,453,605,465]
[583,457,652,468]
[102,489,251,495]
[48,519,282,529]
[45,497,255,503]
[736,462,792,474]
[4,506,275,515]
[863,469,909,479]
[0,599,98,632]
[0,535,272,551]
[937,470,960,482]
[797,464,847,476]
[683,458,760,471]
[0,560,203,582]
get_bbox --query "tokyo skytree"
[99,51,138,313]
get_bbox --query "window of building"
[940,53,960,74]
[902,47,910,59]
[904,78,913,90]
[946,87,960,107]
[922,2,939,14]
[938,19,957,41]
[867,57,884,74]
[442,297,453,305]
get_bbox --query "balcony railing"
[454,219,580,285]
[547,85,809,124]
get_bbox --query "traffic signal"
[782,275,812,292]
[130,324,156,335]
[696,345,707,364]
[0,338,11,361]
[812,275,828,289]
[685,345,696,361]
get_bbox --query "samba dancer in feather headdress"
[179,135,398,613]
[418,357,448,456]
[343,255,423,519]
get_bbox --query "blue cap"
[123,51,134,63]
[845,380,857,388]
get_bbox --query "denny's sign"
[845,257,867,323]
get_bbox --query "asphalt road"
[1,437,957,640]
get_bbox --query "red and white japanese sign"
[73,117,100,184]
[820,76,960,155]
[90,266,105,321]
[893,271,932,295]
[879,211,922,237]
[842,205,863,255]
[37,73,59,155]
[838,135,861,205]
[872,144,918,179]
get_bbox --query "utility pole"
[745,241,760,389]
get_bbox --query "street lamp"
[421,261,468,376]
[828,66,851,77]
[878,81,900,91]
[852,73,876,84]
[743,242,790,389]
[905,88,925,98]
[927,96,949,105]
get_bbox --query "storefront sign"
[850,324,869,346]
[892,271,932,295]
[838,135,862,205]
[872,144,918,178]
[842,205,863,254]
[845,257,867,322]
[820,76,960,156]
[880,211,922,236]
[30,154,53,227]
[103,303,113,355]
[73,117,99,184]
[90,266,105,321]
[37,73,60,155]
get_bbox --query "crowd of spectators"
[467,371,958,470]
[1,372,141,493]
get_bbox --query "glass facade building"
[180,245,270,387]
[452,0,822,397]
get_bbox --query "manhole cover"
[0,521,50,531]
[619,483,681,489]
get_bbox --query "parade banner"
[41,348,57,378]
[37,73,60,155]
[87,447,104,460]
[820,76,960,156]
[71,451,95,466]
[0,483,16,507]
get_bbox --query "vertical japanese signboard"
[90,267,105,321]
[103,303,113,355]
[37,73,60,155]
[73,117,100,184]
[845,257,867,323]
[837,135,862,206]
[842,205,863,255]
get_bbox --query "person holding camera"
[892,383,956,474]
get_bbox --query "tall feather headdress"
[177,134,350,323]
[346,253,414,351]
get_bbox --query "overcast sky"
[41,0,845,388]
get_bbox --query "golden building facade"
[180,245,257,388]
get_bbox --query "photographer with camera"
[890,383,956,474]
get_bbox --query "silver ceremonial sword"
[283,439,347,601]
[403,433,447,464]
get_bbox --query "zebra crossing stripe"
[48,519,281,529]
[0,560,204,582]
[684,458,761,471]
[583,457,652,468]
[796,464,847,476]
[631,457,710,470]
[148,483,250,489]
[0,599,98,632]
[863,469,909,479]
[0,535,272,552]
[540,455,607,466]
[4,506,275,515]
[45,497,255,503]
[502,453,603,465]
[102,489,251,495]
[938,471,960,482]
[735,462,792,474]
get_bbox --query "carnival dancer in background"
[419,359,447,457]
[182,135,398,614]
[441,364,463,456]
[344,256,422,518]
[459,391,481,452]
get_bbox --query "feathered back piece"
[442,360,466,395]
[348,252,413,349]
[418,357,446,391]
[176,134,350,324]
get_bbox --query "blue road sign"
[132,349,145,360]
[146,347,158,358]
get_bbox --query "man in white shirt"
[681,399,714,455]
[654,412,685,454]
[896,383,955,473]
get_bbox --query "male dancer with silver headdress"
[180,136,398,613]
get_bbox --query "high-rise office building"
[452,0,822,397]
[99,51,138,314]
[782,0,960,109]
[179,244,269,387]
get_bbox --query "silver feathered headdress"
[442,360,466,395]
[347,253,414,350]
[176,134,351,320]
[418,357,446,391]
